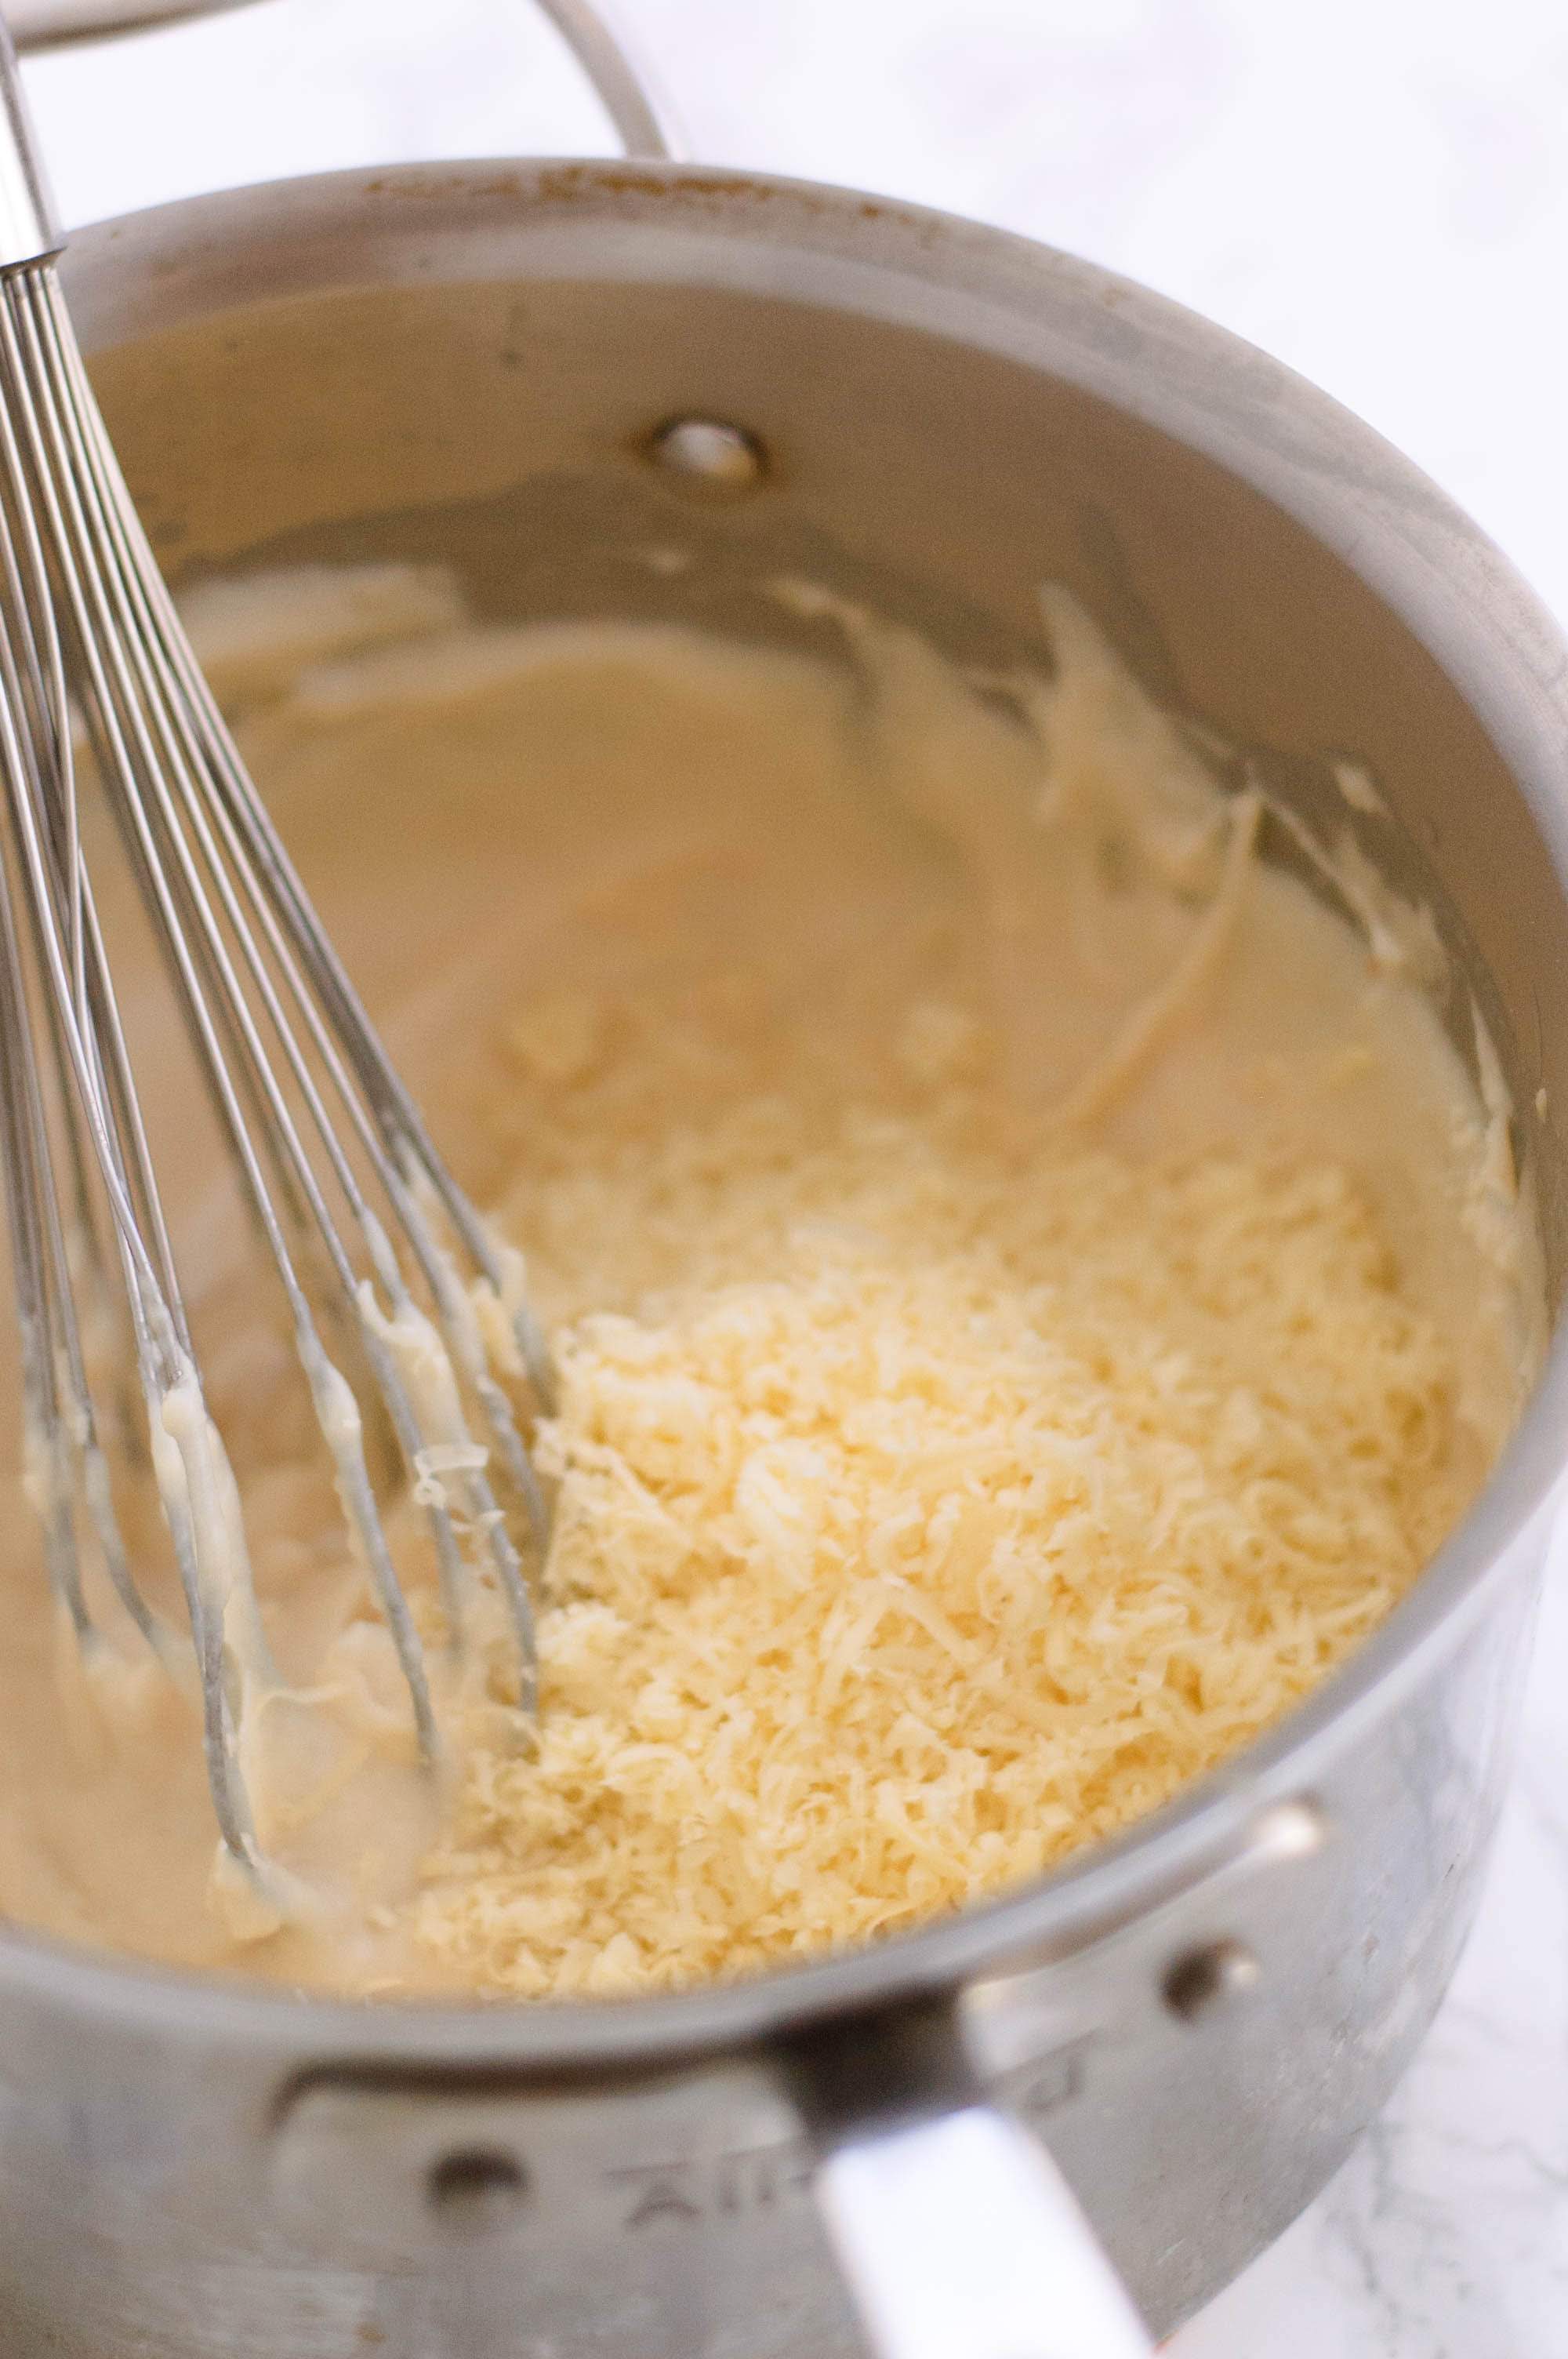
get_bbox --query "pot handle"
[7,0,684,162]
[786,2003,1156,2359]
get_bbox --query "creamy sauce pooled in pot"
[0,564,1537,1995]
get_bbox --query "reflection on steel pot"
[2,4,1567,2356]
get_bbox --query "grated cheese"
[412,1002,1467,1997]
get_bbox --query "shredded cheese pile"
[412,998,1464,1997]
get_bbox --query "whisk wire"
[0,198,551,1886]
[39,273,536,1711]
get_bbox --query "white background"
[20,4,1568,2352]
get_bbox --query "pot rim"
[9,154,1566,2069]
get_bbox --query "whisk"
[0,23,554,1899]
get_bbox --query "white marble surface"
[20,3,1568,2350]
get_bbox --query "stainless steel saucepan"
[2,5,1566,2354]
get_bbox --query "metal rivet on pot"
[1162,1939,1261,2023]
[1250,1797,1329,1861]
[426,2146,530,2231]
[646,415,768,489]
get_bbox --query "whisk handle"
[530,0,681,162]
[0,8,62,265]
[5,0,682,161]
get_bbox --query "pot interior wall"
[83,267,1568,1297]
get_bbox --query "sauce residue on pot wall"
[0,562,1538,1994]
